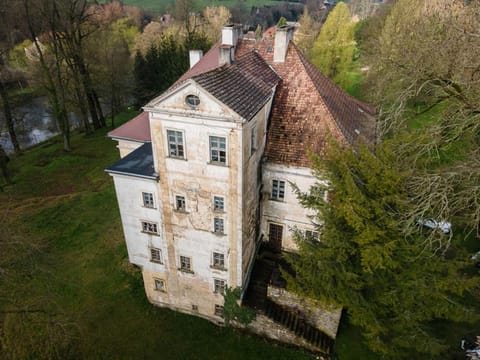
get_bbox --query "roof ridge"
[292,44,375,143]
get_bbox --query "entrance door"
[268,223,283,252]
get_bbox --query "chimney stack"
[219,24,242,66]
[273,25,294,63]
[189,50,203,69]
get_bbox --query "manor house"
[106,25,374,324]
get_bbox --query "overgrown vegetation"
[0,113,311,359]
[288,0,480,358]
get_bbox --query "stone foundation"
[267,286,342,339]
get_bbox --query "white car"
[417,219,452,234]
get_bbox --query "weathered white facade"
[261,163,323,251]
[106,24,374,324]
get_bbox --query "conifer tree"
[310,2,356,89]
[287,140,478,358]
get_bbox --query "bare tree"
[23,0,71,151]
[366,0,480,243]
[0,0,24,154]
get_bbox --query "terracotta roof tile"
[175,42,220,85]
[107,111,150,142]
[236,38,375,167]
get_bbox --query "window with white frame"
[271,179,286,200]
[214,304,224,317]
[154,278,166,292]
[305,230,319,241]
[213,196,224,212]
[214,279,226,294]
[250,125,257,155]
[175,195,186,211]
[212,252,225,269]
[179,256,192,272]
[142,192,154,208]
[141,221,158,234]
[167,130,185,158]
[209,136,226,164]
[150,247,163,263]
[214,218,224,234]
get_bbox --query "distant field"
[103,0,285,14]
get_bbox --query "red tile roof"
[236,38,375,167]
[175,42,221,85]
[107,111,150,142]
[109,31,375,168]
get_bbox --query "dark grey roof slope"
[192,51,280,121]
[105,143,158,180]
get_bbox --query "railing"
[264,298,334,356]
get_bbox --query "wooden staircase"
[264,298,335,355]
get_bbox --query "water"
[0,96,82,154]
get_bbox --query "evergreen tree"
[287,140,478,358]
[133,33,210,106]
[310,2,356,89]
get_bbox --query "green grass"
[0,110,312,359]
[100,0,282,15]
[344,70,365,98]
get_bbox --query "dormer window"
[185,94,200,107]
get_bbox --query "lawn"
[0,111,312,359]
[100,0,283,14]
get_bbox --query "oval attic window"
[185,95,200,107]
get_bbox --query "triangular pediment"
[145,80,242,121]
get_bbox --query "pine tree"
[287,140,478,358]
[310,2,356,89]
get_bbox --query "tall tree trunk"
[73,78,92,134]
[92,89,105,127]
[24,0,71,152]
[0,80,21,154]
[74,56,101,129]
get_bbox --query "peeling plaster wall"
[140,84,272,321]
[261,163,325,251]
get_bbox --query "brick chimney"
[219,24,242,66]
[189,50,203,69]
[274,25,294,63]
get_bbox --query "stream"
[0,96,83,154]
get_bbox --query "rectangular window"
[305,230,319,241]
[175,195,186,211]
[154,278,166,292]
[179,256,192,272]
[214,218,224,234]
[167,130,184,158]
[209,136,226,164]
[214,304,224,317]
[212,252,225,269]
[214,279,226,294]
[271,180,286,200]
[142,192,154,208]
[213,196,224,212]
[250,125,257,155]
[150,248,163,263]
[142,221,158,234]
